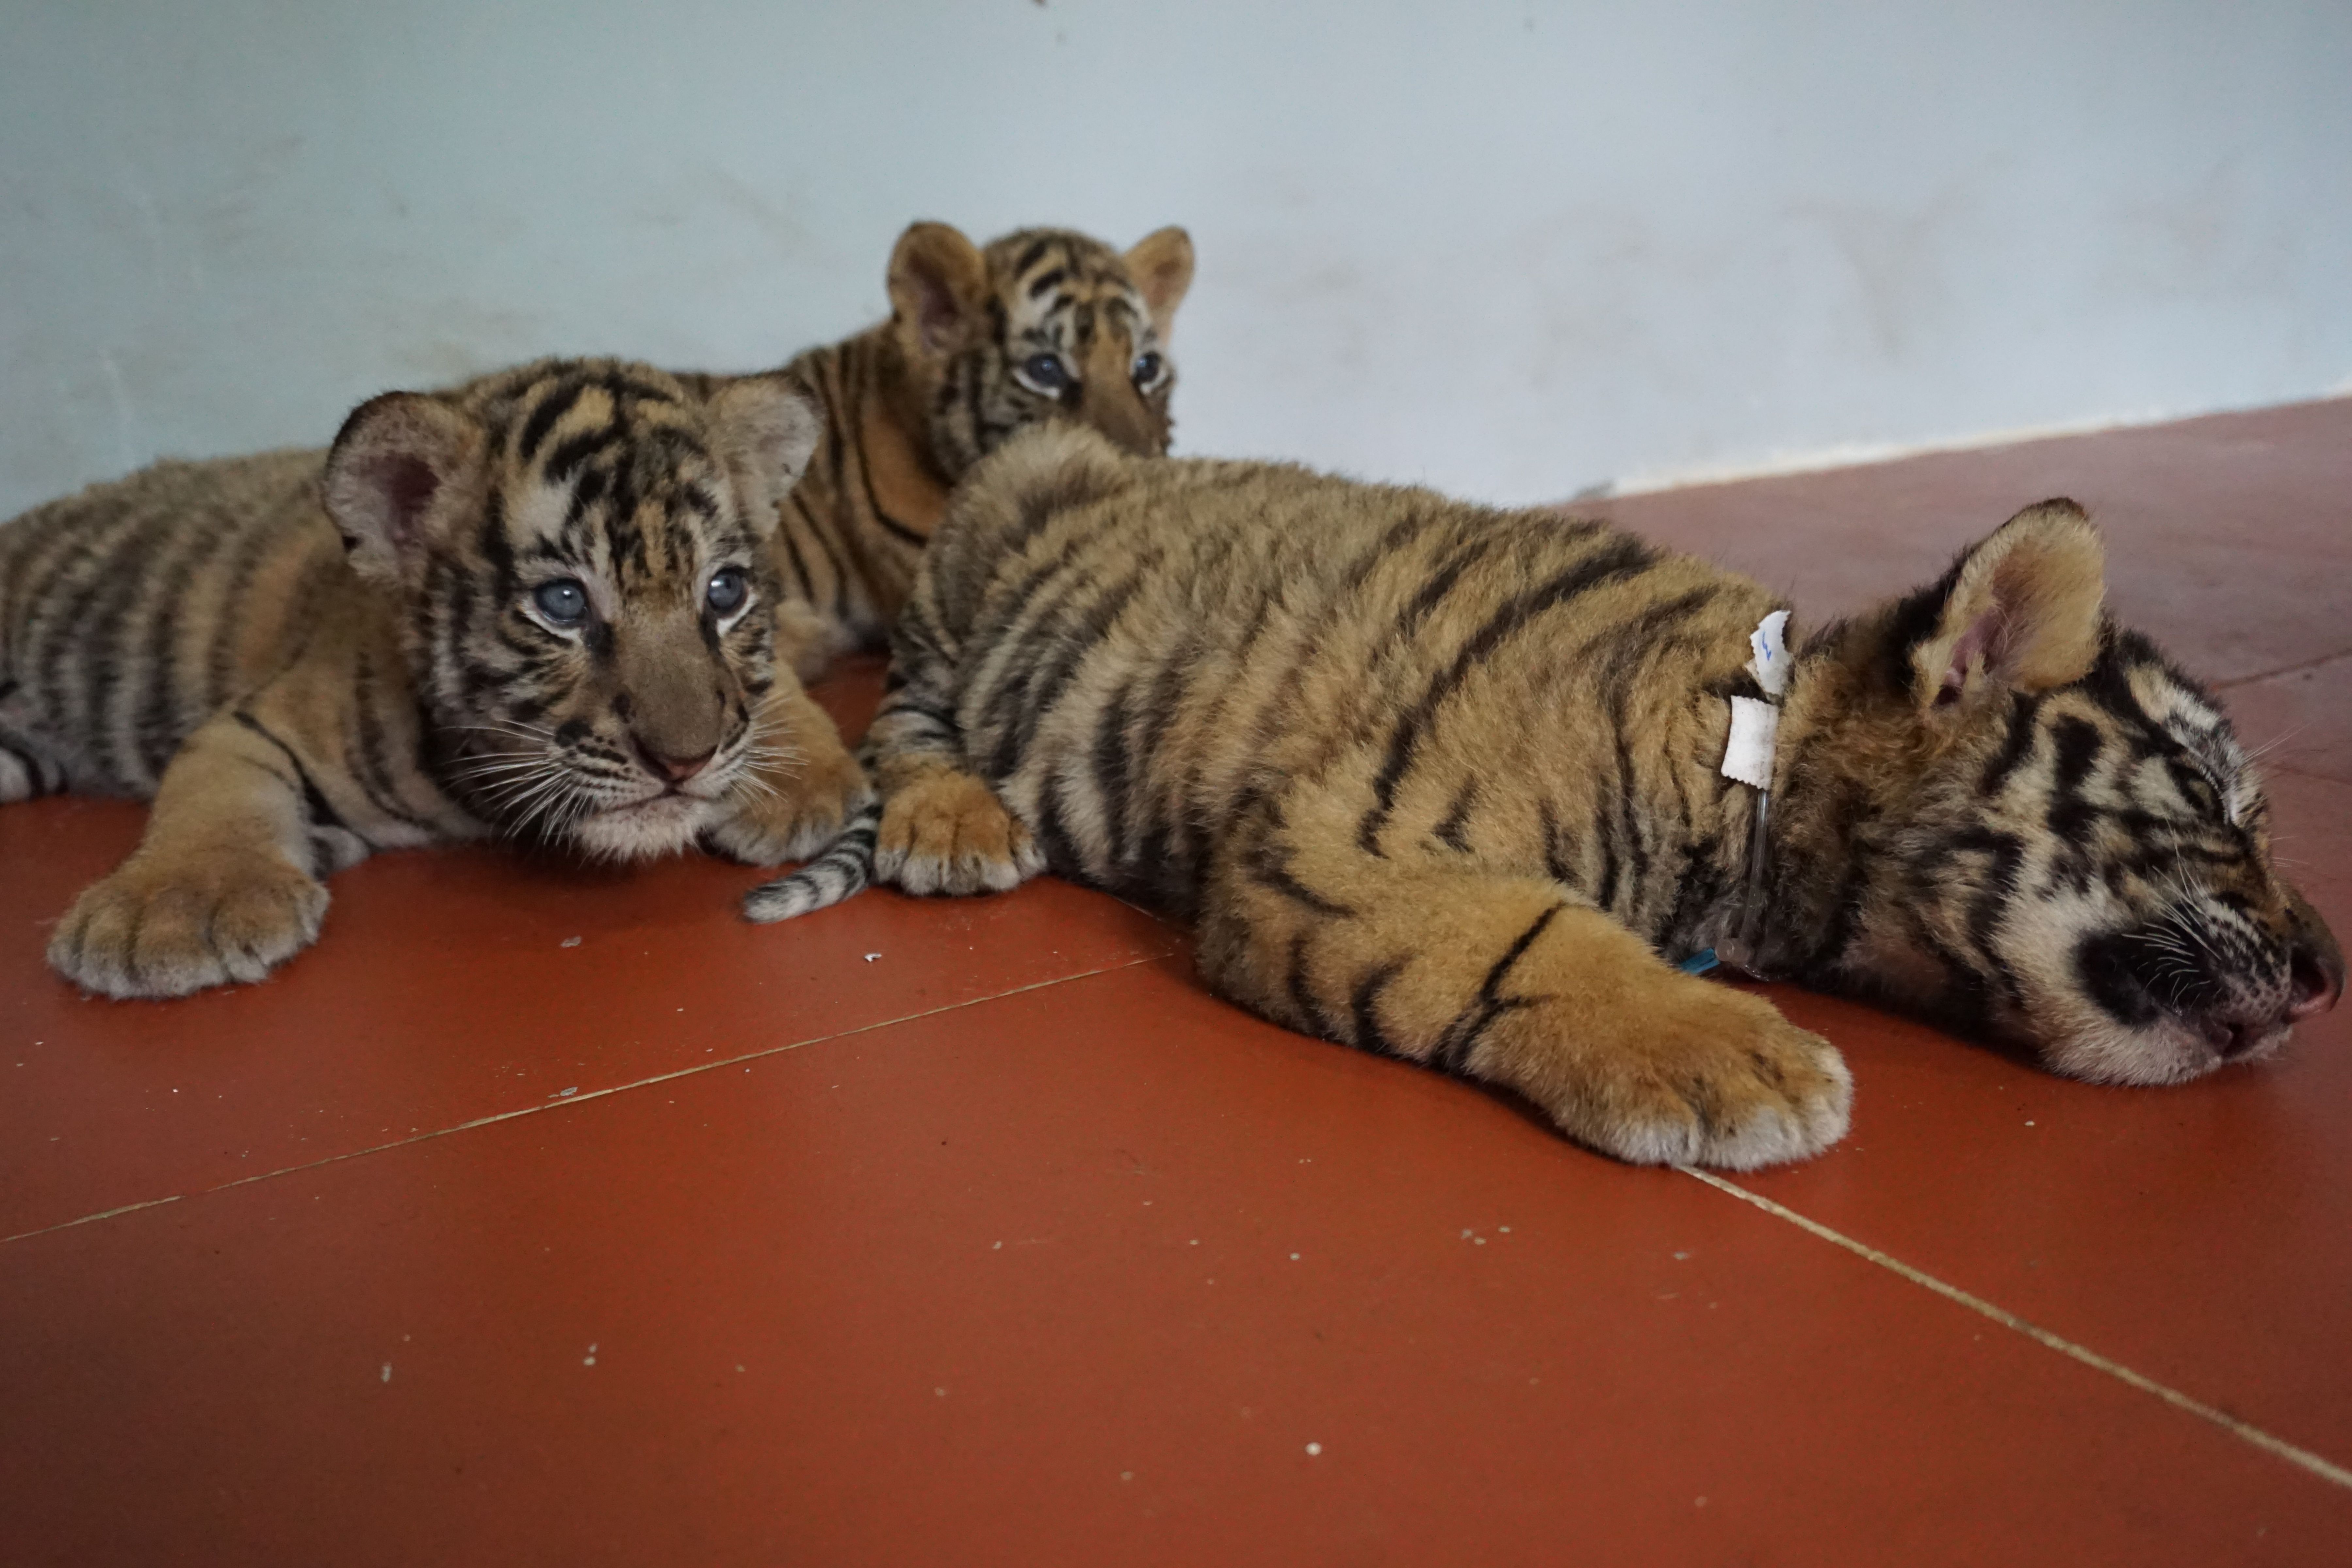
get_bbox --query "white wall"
[4,0,2348,518]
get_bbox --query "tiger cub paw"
[703,745,877,866]
[875,771,1044,896]
[48,850,329,1000]
[1547,986,1853,1170]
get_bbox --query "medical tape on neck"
[1681,610,1788,976]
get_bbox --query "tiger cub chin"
[748,425,2343,1172]
[2,358,874,1000]
[760,220,1194,680]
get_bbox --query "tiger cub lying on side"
[762,220,1194,679]
[3,359,869,999]
[750,425,2344,1170]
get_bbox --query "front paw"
[1543,985,1853,1170]
[874,771,1045,896]
[48,850,329,999]
[703,746,876,866]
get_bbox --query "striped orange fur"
[761,221,1194,679]
[2,359,870,998]
[752,426,2342,1169]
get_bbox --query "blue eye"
[532,579,588,626]
[1131,351,1165,387]
[1017,354,1071,395]
[706,566,749,616]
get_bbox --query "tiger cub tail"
[741,798,882,922]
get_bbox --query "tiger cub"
[749,425,2343,1170]
[2,358,871,999]
[762,221,1194,678]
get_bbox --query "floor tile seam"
[1675,1165,2352,1494]
[0,954,1165,1249]
[2270,762,2352,790]
[2213,646,2352,691]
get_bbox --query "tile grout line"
[1676,1166,2352,1493]
[1,953,1169,1247]
[2211,645,2352,691]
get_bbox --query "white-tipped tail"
[741,800,881,922]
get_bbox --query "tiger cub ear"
[708,375,822,536]
[1905,498,2107,710]
[321,392,486,584]
[888,221,990,358]
[1123,226,1195,339]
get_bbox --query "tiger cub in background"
[762,221,1193,678]
[2,358,870,999]
[749,425,2342,1170]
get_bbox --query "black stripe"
[1433,903,1561,1072]
[1090,679,1135,864]
[231,711,349,834]
[1007,555,1155,767]
[517,377,590,463]
[1608,684,1649,917]
[1357,535,1655,854]
[1285,932,1343,1040]
[1979,692,2042,795]
[776,498,824,600]
[1246,842,1355,918]
[349,650,422,829]
[1432,782,1476,852]
[1027,769,1082,876]
[543,428,619,485]
[1232,506,1444,763]
[1538,798,1576,888]
[130,503,239,782]
[1595,800,1621,913]
[1348,960,1405,1056]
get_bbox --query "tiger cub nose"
[2287,938,2344,1023]
[635,737,715,784]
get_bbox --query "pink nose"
[2286,943,2344,1022]
[636,741,714,784]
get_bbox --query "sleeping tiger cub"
[748,425,2343,1170]
[762,221,1194,679]
[3,358,870,999]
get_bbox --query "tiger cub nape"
[761,220,1194,679]
[2,358,873,1000]
[751,425,2343,1171]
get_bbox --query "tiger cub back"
[760,222,1194,676]
[760,425,2340,1171]
[1,449,334,801]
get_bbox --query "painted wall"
[4,0,2347,518]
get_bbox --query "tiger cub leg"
[700,678,875,865]
[863,642,1043,896]
[1195,812,1853,1169]
[48,713,336,999]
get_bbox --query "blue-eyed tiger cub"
[761,221,1194,679]
[2,359,867,998]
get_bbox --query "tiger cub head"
[321,358,820,859]
[884,221,1195,473]
[1781,499,2342,1085]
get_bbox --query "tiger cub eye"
[706,566,749,616]
[533,579,588,625]
[1018,354,1072,395]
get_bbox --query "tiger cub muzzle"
[2073,885,2342,1070]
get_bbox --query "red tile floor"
[4,400,2349,1564]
